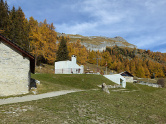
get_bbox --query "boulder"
[102,83,110,94]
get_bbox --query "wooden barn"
[120,71,134,83]
[0,34,35,96]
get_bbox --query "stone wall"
[123,76,133,83]
[138,82,161,88]
[0,41,30,96]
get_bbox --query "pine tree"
[0,0,10,35]
[8,6,17,41]
[16,7,29,49]
[56,36,69,61]
[22,18,30,51]
[7,6,30,50]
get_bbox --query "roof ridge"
[0,33,34,58]
[0,33,35,73]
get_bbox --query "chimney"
[71,55,76,64]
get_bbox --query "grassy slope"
[0,74,166,123]
[31,74,115,94]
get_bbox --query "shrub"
[157,78,165,88]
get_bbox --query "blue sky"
[7,0,166,53]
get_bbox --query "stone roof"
[120,71,134,77]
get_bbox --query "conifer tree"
[125,65,130,72]
[102,51,111,67]
[68,40,88,65]
[8,6,17,41]
[111,61,117,71]
[42,21,57,64]
[136,63,145,78]
[56,36,69,61]
[88,50,96,64]
[7,6,30,50]
[16,7,29,50]
[0,0,10,35]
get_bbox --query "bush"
[157,78,165,88]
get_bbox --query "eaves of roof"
[0,34,35,73]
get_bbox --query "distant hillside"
[57,33,137,52]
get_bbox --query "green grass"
[126,82,160,92]
[0,88,166,123]
[31,74,115,94]
[0,74,166,123]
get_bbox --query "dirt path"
[0,90,83,106]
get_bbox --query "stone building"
[0,34,35,96]
[55,55,84,74]
[120,71,134,83]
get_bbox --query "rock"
[102,83,110,94]
[35,80,40,84]
[31,88,37,95]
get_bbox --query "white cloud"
[145,0,166,13]
[156,48,166,53]
[128,35,166,51]
[5,0,166,52]
[81,0,126,25]
[56,21,98,35]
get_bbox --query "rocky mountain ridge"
[58,33,137,52]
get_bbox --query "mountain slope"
[57,33,136,52]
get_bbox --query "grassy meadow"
[0,74,166,123]
[31,74,115,94]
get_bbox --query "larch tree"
[102,51,112,67]
[111,61,118,71]
[29,17,45,65]
[136,64,145,78]
[78,46,88,64]
[29,26,43,65]
[88,50,96,64]
[29,18,58,65]
[125,65,130,72]
[72,40,88,65]
[42,22,57,64]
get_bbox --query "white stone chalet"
[55,55,84,74]
[120,71,134,83]
[104,74,126,88]
[0,34,35,96]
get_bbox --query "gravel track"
[0,90,83,106]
